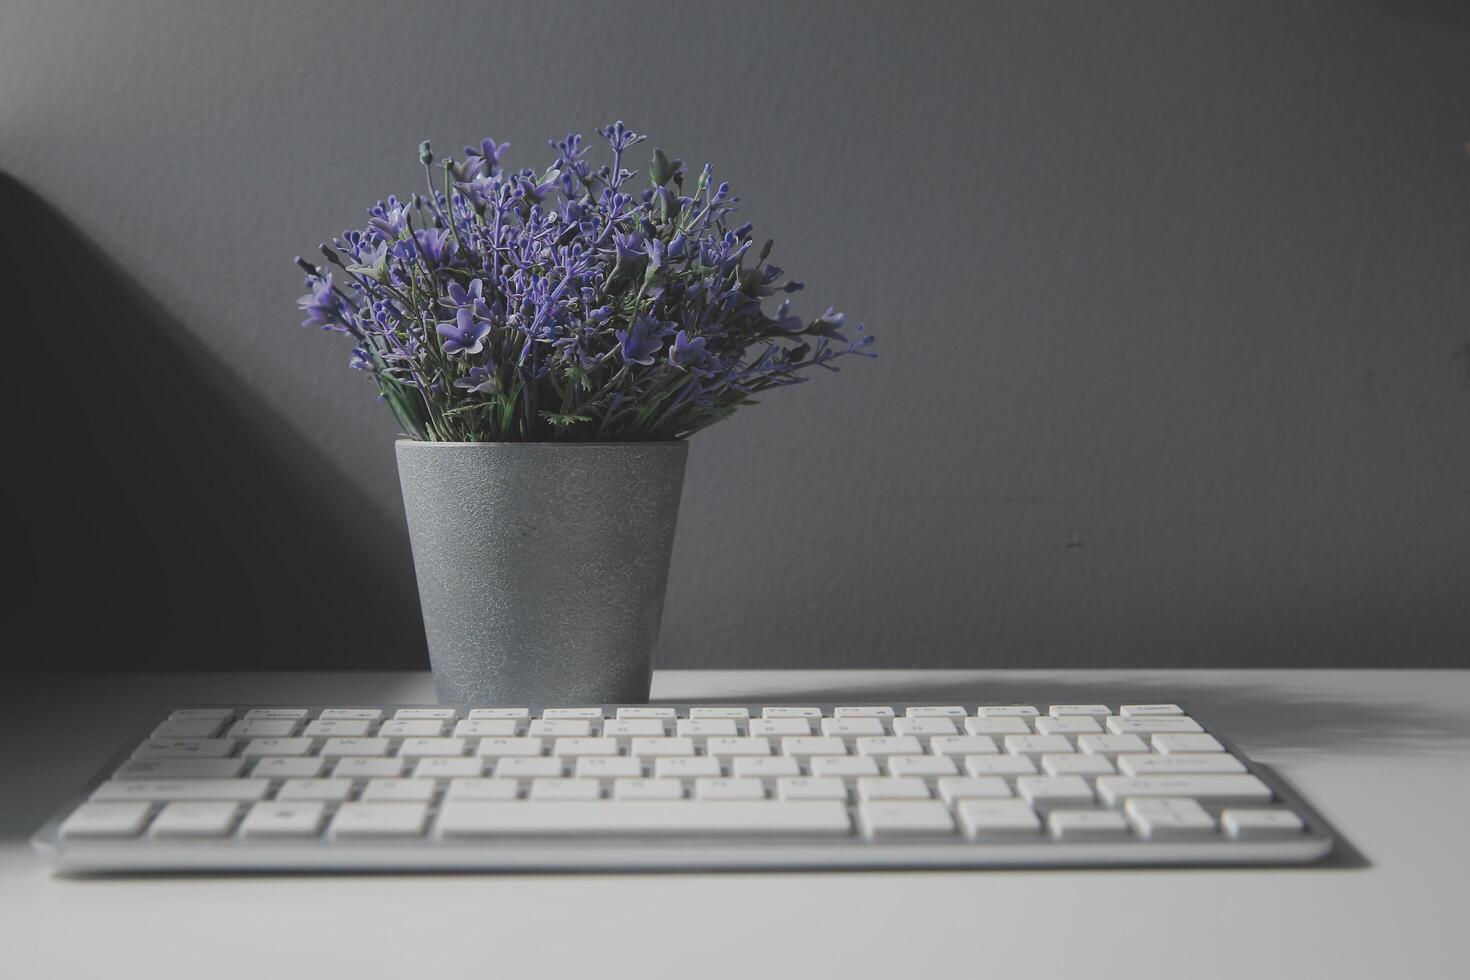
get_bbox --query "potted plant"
[295,121,874,704]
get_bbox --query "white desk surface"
[1,669,1465,979]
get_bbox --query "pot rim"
[394,438,687,449]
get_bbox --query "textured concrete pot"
[395,440,688,704]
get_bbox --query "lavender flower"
[436,308,490,355]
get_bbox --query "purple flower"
[615,317,666,366]
[453,363,498,394]
[445,279,484,308]
[297,274,342,330]
[436,308,491,355]
[413,227,455,266]
[464,137,511,179]
[669,329,708,371]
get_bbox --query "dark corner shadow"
[3,172,425,670]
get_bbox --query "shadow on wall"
[5,173,426,670]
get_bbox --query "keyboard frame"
[32,702,1337,873]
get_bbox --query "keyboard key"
[695,777,766,801]
[857,777,931,801]
[115,758,247,780]
[676,719,739,739]
[1016,776,1094,805]
[276,778,352,802]
[854,736,924,758]
[781,736,848,758]
[1222,809,1305,839]
[575,756,643,779]
[732,756,801,779]
[150,801,240,838]
[228,720,299,739]
[885,755,958,778]
[467,708,529,720]
[1076,734,1148,756]
[398,737,467,757]
[1049,810,1130,839]
[92,779,269,803]
[613,779,684,801]
[906,705,968,718]
[361,778,436,803]
[630,737,695,758]
[244,709,310,721]
[1105,716,1204,735]
[976,705,1039,718]
[380,719,448,738]
[168,708,234,722]
[1095,774,1272,805]
[395,708,457,720]
[445,778,519,802]
[686,707,749,721]
[333,757,405,778]
[437,801,852,836]
[414,757,484,779]
[615,707,677,720]
[809,756,881,778]
[820,718,886,738]
[241,737,314,758]
[748,718,812,738]
[776,776,848,801]
[318,709,383,721]
[892,717,958,737]
[454,719,520,738]
[929,735,998,757]
[858,800,955,838]
[330,802,429,838]
[1153,733,1226,754]
[936,776,1013,803]
[1048,704,1110,717]
[956,799,1041,837]
[152,718,226,739]
[251,756,327,779]
[603,719,666,739]
[530,778,602,801]
[832,706,894,720]
[1117,753,1245,776]
[1005,735,1074,756]
[1042,754,1115,777]
[319,737,390,757]
[963,717,1031,736]
[963,755,1037,776]
[494,757,563,779]
[1124,798,1216,838]
[60,801,151,839]
[1034,716,1102,735]
[542,708,603,720]
[761,707,823,719]
[303,719,373,738]
[1119,704,1183,717]
[476,737,545,758]
[654,757,722,780]
[705,737,771,758]
[135,739,237,759]
[240,801,326,838]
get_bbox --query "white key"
[857,800,954,838]
[244,709,310,721]
[153,719,225,739]
[776,777,848,801]
[1125,798,1216,838]
[1118,753,1245,776]
[395,708,457,720]
[929,735,998,757]
[303,719,373,737]
[445,778,519,802]
[616,707,677,720]
[687,707,750,720]
[1077,734,1148,756]
[241,737,313,758]
[150,801,240,838]
[240,801,326,838]
[937,776,1012,803]
[361,778,436,803]
[1034,716,1101,735]
[575,756,643,779]
[438,801,852,836]
[454,719,521,738]
[168,708,234,722]
[613,778,684,800]
[956,799,1041,837]
[251,756,327,779]
[228,720,299,739]
[332,757,405,778]
[857,776,931,801]
[705,737,771,758]
[318,709,382,721]
[1016,775,1094,805]
[885,755,958,778]
[732,756,802,779]
[964,755,1037,776]
[116,758,247,780]
[655,757,723,780]
[1005,734,1074,756]
[820,718,886,738]
[762,707,823,719]
[276,778,352,802]
[892,717,958,738]
[135,739,237,759]
[60,801,151,839]
[781,736,848,758]
[541,708,603,720]
[1120,704,1183,717]
[494,757,563,779]
[1048,704,1111,717]
[92,779,269,803]
[476,737,545,758]
[530,778,602,801]
[1106,716,1203,735]
[630,737,695,758]
[398,737,467,758]
[832,706,894,720]
[749,718,812,738]
[319,737,389,758]
[380,719,448,738]
[963,717,1030,736]
[855,736,924,757]
[1042,754,1115,777]
[676,718,739,739]
[976,705,1039,718]
[603,719,666,739]
[906,705,968,718]
[810,756,881,778]
[1096,774,1272,805]
[467,708,529,720]
[1154,733,1226,754]
[1049,810,1130,839]
[330,802,428,837]
[695,777,766,801]
[413,757,484,779]
[1222,808,1305,838]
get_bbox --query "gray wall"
[2,0,1466,670]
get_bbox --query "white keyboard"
[33,702,1334,872]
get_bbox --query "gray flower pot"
[395,440,688,705]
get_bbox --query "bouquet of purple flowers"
[295,122,874,441]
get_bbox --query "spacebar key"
[438,801,852,836]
